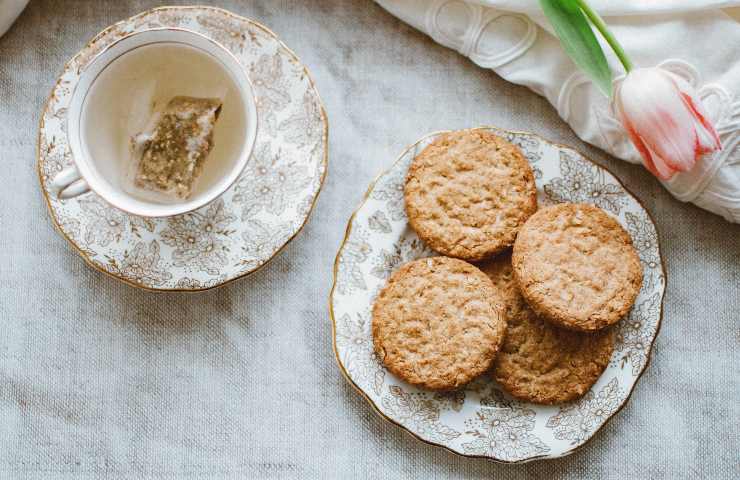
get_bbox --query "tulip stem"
[575,0,634,72]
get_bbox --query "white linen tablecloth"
[0,1,738,478]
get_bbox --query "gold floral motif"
[614,293,662,375]
[249,53,292,133]
[463,407,550,461]
[370,236,430,280]
[279,90,324,150]
[546,378,622,445]
[160,199,236,276]
[367,210,392,234]
[335,311,385,396]
[368,163,408,222]
[331,127,666,462]
[115,241,172,286]
[381,386,461,442]
[233,142,311,216]
[38,6,328,292]
[78,196,125,247]
[335,227,372,295]
[624,211,663,291]
[545,150,627,214]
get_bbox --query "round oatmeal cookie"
[480,252,615,404]
[404,129,537,262]
[512,203,643,332]
[372,256,507,390]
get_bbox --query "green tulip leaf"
[540,0,612,96]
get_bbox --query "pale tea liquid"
[81,42,247,205]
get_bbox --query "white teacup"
[51,27,259,217]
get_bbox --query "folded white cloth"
[377,0,740,222]
[0,0,29,38]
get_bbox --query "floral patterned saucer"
[330,127,665,463]
[38,7,327,291]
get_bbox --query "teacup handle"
[51,165,90,199]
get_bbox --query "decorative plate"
[38,6,327,291]
[330,127,665,463]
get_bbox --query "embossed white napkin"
[376,0,740,222]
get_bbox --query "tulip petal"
[644,142,678,180]
[619,111,676,180]
[667,72,722,151]
[616,68,698,174]
[614,67,724,181]
[622,117,659,177]
[680,92,722,153]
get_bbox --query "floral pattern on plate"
[38,6,327,291]
[330,127,665,462]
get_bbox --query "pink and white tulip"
[613,67,721,180]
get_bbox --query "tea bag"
[129,96,223,200]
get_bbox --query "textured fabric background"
[0,1,738,478]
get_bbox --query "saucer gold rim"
[329,126,666,463]
[37,6,329,292]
